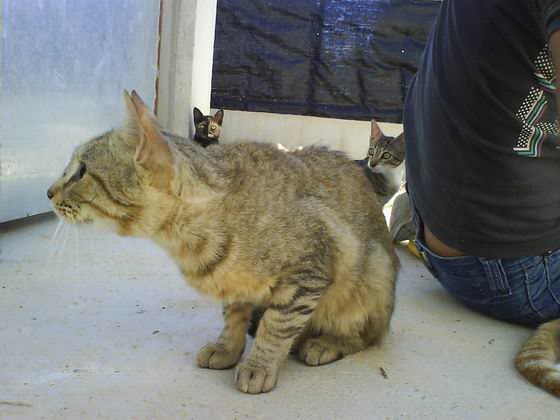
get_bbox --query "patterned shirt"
[404,0,560,258]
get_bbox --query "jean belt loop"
[480,258,511,296]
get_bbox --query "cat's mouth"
[52,201,93,224]
[368,162,382,173]
[53,203,78,221]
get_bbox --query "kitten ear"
[128,90,175,188]
[392,132,406,159]
[370,119,383,143]
[213,109,224,125]
[193,107,204,124]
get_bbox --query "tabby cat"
[360,120,405,206]
[193,107,224,147]
[47,91,398,394]
[516,320,560,397]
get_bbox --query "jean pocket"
[519,255,560,322]
[430,253,515,306]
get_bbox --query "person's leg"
[389,187,415,242]
[410,200,560,327]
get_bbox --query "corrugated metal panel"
[0,0,160,222]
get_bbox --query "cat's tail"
[515,319,560,397]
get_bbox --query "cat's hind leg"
[298,334,366,366]
[299,248,397,366]
[196,302,252,370]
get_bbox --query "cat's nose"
[47,188,54,200]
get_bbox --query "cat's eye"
[70,163,86,183]
[198,123,205,129]
[381,152,392,160]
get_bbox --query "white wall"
[158,0,218,138]
[158,1,403,159]
[0,0,160,223]
[214,110,403,159]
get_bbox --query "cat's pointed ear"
[122,90,141,140]
[392,132,406,159]
[129,90,175,188]
[193,107,204,124]
[370,119,383,143]
[213,109,224,125]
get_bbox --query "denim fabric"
[410,200,560,327]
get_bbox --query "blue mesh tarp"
[211,0,441,123]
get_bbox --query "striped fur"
[48,91,398,394]
[365,120,405,206]
[515,319,560,397]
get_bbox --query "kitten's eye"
[381,152,392,160]
[210,124,217,131]
[198,123,205,129]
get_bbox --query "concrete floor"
[0,213,557,419]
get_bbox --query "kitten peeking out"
[193,107,224,147]
[360,120,405,206]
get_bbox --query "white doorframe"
[156,0,218,138]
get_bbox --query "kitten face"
[193,108,223,147]
[47,91,176,235]
[367,120,405,172]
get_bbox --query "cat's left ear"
[128,91,176,188]
[213,109,224,125]
[392,132,406,159]
[370,119,383,143]
[123,90,141,140]
[193,107,204,124]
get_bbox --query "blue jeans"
[411,202,560,328]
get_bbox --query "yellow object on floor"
[394,240,421,259]
[406,240,422,259]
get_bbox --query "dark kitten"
[193,107,224,147]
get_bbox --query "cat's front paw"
[196,343,242,370]
[234,361,278,394]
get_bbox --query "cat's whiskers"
[58,222,71,261]
[123,213,138,223]
[122,213,148,234]
[48,219,68,265]
[71,218,81,277]
[51,218,64,243]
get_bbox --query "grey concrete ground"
[0,213,557,419]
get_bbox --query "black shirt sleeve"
[540,0,560,38]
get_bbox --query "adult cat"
[48,91,398,394]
